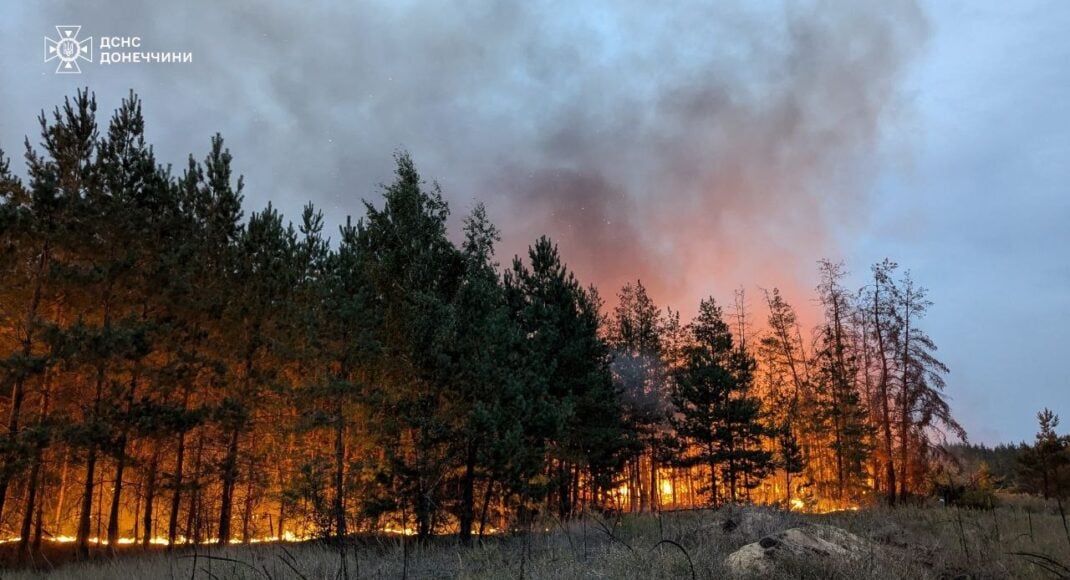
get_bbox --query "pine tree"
[813,260,871,501]
[866,259,900,504]
[759,289,812,505]
[671,298,770,505]
[1019,409,1070,499]
[1,138,60,558]
[609,280,669,511]
[0,93,98,545]
[571,284,633,511]
[27,91,152,560]
[359,152,462,538]
[449,203,526,542]
[505,238,631,517]
[892,269,964,500]
[216,202,297,545]
[722,318,773,502]
[761,289,809,421]
[92,91,173,553]
[162,141,241,547]
[287,202,368,542]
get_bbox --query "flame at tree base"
[0,501,864,550]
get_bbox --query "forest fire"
[0,91,964,563]
[0,530,319,547]
[3,0,1070,575]
[0,535,170,546]
[381,527,418,537]
[0,526,477,547]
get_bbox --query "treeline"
[0,91,964,560]
[938,409,1070,505]
[943,442,1025,490]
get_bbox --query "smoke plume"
[0,0,928,318]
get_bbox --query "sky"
[0,1,1067,444]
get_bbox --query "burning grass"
[2,495,1069,579]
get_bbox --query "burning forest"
[0,91,970,564]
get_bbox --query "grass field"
[3,496,1070,579]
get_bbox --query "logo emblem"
[44,26,93,74]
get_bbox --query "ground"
[2,496,1069,579]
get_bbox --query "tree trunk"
[217,427,240,545]
[829,276,849,500]
[142,445,159,548]
[872,281,897,505]
[76,447,98,559]
[77,363,108,559]
[572,464,581,514]
[833,421,845,500]
[785,469,792,508]
[189,433,205,545]
[167,428,186,548]
[477,479,496,538]
[898,408,909,501]
[53,448,69,533]
[277,500,287,541]
[32,482,44,552]
[0,376,28,524]
[17,456,41,563]
[459,441,477,543]
[636,456,648,513]
[106,434,132,551]
[559,460,573,518]
[106,372,141,556]
[17,361,53,561]
[897,295,912,503]
[333,402,347,542]
[108,327,146,551]
[708,459,718,507]
[241,469,254,544]
[858,315,881,496]
[78,292,112,559]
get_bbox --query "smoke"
[487,1,929,319]
[0,0,928,320]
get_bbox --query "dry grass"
[3,496,1070,579]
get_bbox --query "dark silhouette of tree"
[866,259,900,505]
[759,288,812,505]
[1019,409,1070,499]
[892,269,964,501]
[358,153,462,539]
[505,237,631,519]
[609,280,669,512]
[812,260,871,502]
[671,298,771,505]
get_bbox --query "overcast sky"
[1,1,1067,444]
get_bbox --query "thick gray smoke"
[0,0,927,316]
